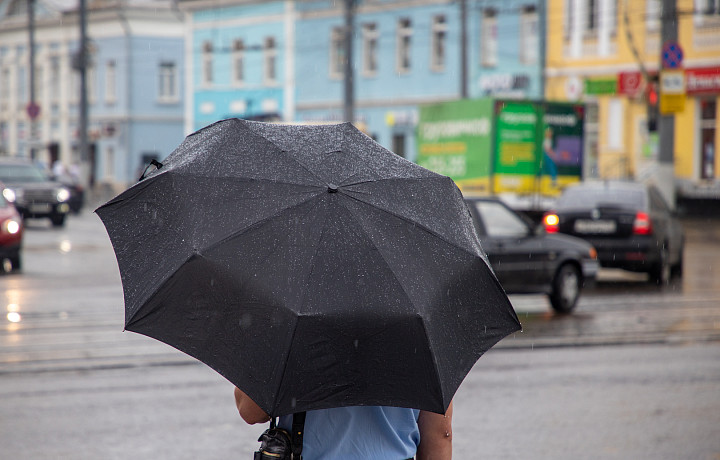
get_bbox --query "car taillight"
[543,213,559,233]
[633,211,652,235]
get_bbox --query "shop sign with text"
[685,67,720,95]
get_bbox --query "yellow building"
[545,0,720,201]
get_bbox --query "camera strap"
[290,411,306,460]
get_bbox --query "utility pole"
[27,0,39,159]
[460,0,468,98]
[343,0,355,123]
[75,0,90,187]
[657,0,678,208]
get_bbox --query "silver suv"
[0,158,71,227]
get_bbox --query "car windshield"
[0,164,49,183]
[556,188,646,210]
[473,201,529,237]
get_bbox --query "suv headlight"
[56,187,71,202]
[3,188,16,203]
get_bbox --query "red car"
[0,183,23,272]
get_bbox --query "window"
[362,23,378,76]
[202,41,213,86]
[564,0,574,38]
[392,133,406,158]
[105,60,116,104]
[330,26,344,78]
[431,15,447,71]
[696,0,720,26]
[104,145,115,181]
[481,9,497,67]
[159,61,178,102]
[520,6,538,64]
[607,98,624,151]
[264,37,277,84]
[33,65,43,106]
[646,0,661,31]
[0,68,9,109]
[473,201,529,237]
[701,0,720,13]
[49,56,60,106]
[232,39,245,85]
[586,0,598,33]
[87,64,96,104]
[396,18,412,74]
[18,65,27,107]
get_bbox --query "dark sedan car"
[465,197,599,313]
[0,158,71,227]
[543,181,684,285]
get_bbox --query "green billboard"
[493,101,585,195]
[416,98,494,194]
[417,98,584,196]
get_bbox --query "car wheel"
[649,245,670,285]
[50,213,66,227]
[10,253,21,272]
[549,263,581,314]
[672,242,684,278]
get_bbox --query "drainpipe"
[117,2,133,188]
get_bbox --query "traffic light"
[646,75,659,132]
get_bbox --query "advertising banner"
[493,101,541,193]
[417,98,584,197]
[416,99,493,193]
[494,101,584,195]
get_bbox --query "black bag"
[254,412,306,460]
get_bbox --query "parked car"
[52,172,85,214]
[0,182,23,272]
[542,181,684,284]
[0,158,71,227]
[465,197,599,313]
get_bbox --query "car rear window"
[0,164,49,183]
[555,188,646,210]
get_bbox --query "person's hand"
[234,387,271,425]
[416,401,453,460]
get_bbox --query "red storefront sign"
[686,67,720,95]
[618,71,644,96]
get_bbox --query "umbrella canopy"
[96,119,521,417]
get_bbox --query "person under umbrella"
[96,120,520,459]
[235,387,452,460]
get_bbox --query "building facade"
[180,0,546,163]
[182,0,293,133]
[545,0,720,200]
[0,0,185,191]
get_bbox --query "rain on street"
[1,209,719,459]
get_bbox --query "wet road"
[2,212,719,374]
[1,209,719,459]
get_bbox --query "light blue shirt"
[279,406,421,460]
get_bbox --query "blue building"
[0,0,185,191]
[183,1,293,132]
[180,0,545,162]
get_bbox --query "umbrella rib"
[167,173,322,190]
[198,192,323,255]
[269,198,331,414]
[335,197,446,409]
[341,189,481,259]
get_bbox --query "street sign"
[661,41,684,69]
[26,102,40,120]
[659,70,685,114]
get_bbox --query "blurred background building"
[0,0,185,192]
[0,0,718,207]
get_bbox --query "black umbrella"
[96,119,520,417]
